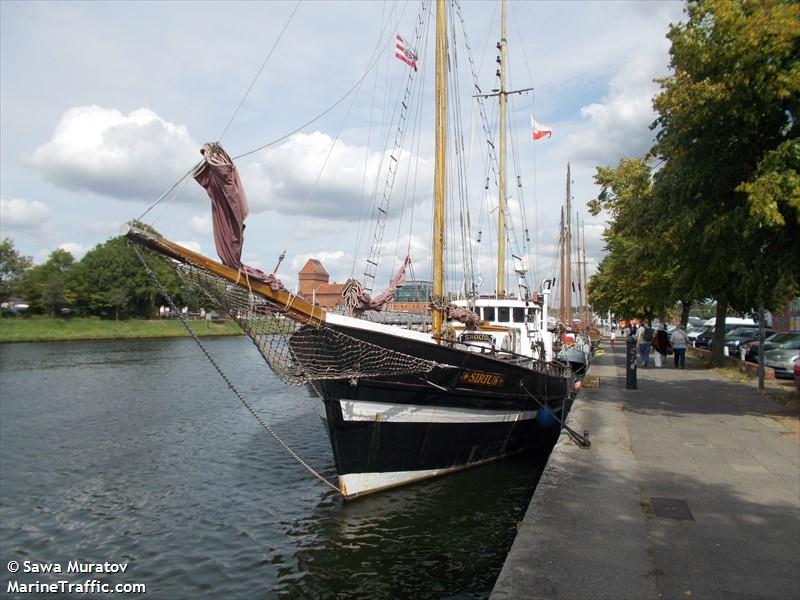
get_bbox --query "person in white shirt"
[636,320,654,367]
[670,324,690,369]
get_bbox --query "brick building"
[297,259,346,310]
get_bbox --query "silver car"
[764,336,800,379]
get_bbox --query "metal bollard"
[626,335,637,390]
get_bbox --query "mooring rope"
[130,243,344,496]
[520,381,591,448]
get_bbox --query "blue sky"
[1,0,684,293]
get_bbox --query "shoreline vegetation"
[0,316,244,343]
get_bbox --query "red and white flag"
[395,34,418,71]
[531,116,552,140]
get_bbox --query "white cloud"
[81,219,126,236]
[189,214,212,235]
[562,51,666,167]
[242,131,432,220]
[28,105,201,202]
[58,242,89,258]
[175,240,202,253]
[0,197,51,232]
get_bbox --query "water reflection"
[1,338,546,599]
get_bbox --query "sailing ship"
[553,163,591,375]
[126,0,574,498]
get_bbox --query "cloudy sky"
[0,0,684,294]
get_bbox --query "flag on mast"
[395,34,418,71]
[531,117,552,140]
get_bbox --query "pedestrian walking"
[651,323,670,367]
[670,324,689,369]
[636,320,654,367]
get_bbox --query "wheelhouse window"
[483,306,495,321]
[498,307,510,322]
[513,307,525,323]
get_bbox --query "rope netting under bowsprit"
[175,263,440,386]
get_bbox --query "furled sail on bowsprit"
[193,143,286,291]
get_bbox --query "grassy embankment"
[0,315,244,343]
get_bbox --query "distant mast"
[432,0,447,337]
[561,163,573,325]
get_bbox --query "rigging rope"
[232,2,409,162]
[361,1,429,293]
[136,159,204,223]
[130,242,344,497]
[218,0,304,143]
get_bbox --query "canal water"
[0,337,549,599]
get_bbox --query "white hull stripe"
[339,460,502,498]
[339,400,537,423]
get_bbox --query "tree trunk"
[680,300,692,328]
[711,299,727,367]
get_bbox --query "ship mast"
[497,0,508,298]
[581,218,590,328]
[432,0,447,336]
[562,163,573,325]
[471,0,533,300]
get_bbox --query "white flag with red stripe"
[395,34,418,71]
[531,116,552,140]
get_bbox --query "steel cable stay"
[130,243,344,497]
[351,0,395,279]
[217,0,304,143]
[519,382,591,449]
[509,0,542,283]
[233,1,412,162]
[447,1,477,299]
[137,2,302,225]
[351,0,411,278]
[361,2,430,293]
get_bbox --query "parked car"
[745,331,800,363]
[724,326,776,358]
[688,326,712,346]
[695,323,759,350]
[694,328,715,349]
[763,337,800,379]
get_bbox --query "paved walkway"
[491,343,800,600]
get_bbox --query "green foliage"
[2,220,205,318]
[650,0,799,313]
[587,158,678,319]
[589,0,799,366]
[20,249,79,317]
[76,236,185,318]
[0,238,33,300]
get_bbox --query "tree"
[651,0,799,364]
[588,158,681,320]
[76,235,184,318]
[20,249,78,317]
[586,0,799,364]
[0,238,33,300]
[105,287,130,321]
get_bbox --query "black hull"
[299,322,573,498]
